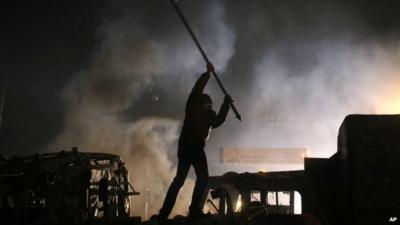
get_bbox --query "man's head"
[201,94,213,110]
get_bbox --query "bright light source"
[294,191,302,214]
[380,98,400,114]
[235,195,242,212]
[376,90,400,114]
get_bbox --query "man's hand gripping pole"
[171,0,242,121]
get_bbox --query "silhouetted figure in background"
[99,176,109,217]
[159,63,232,221]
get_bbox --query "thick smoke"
[48,0,234,219]
[48,0,400,219]
[237,40,400,158]
[207,0,400,163]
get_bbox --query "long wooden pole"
[171,0,242,121]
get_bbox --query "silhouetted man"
[159,63,232,221]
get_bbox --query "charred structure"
[1,115,399,225]
[202,115,400,225]
[305,114,400,225]
[0,148,140,225]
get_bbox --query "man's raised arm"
[212,95,232,128]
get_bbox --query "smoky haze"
[45,0,400,218]
[48,0,234,218]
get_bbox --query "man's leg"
[189,150,209,216]
[159,157,190,219]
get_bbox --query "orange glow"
[259,168,267,172]
[377,95,400,114]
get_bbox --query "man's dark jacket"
[178,72,230,158]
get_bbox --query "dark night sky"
[1,0,400,157]
[1,1,103,154]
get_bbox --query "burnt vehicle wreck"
[0,148,140,225]
[203,170,308,225]
[198,115,400,225]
